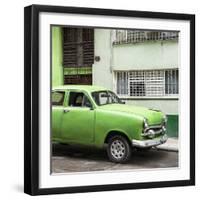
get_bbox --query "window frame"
[63,27,94,68]
[112,30,179,45]
[91,90,122,106]
[114,69,179,99]
[51,90,66,106]
[67,90,94,108]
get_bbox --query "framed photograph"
[24,4,195,195]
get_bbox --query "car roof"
[52,85,108,93]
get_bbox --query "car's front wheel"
[107,135,131,163]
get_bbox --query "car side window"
[92,91,111,105]
[52,91,65,106]
[69,92,92,108]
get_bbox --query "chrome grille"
[142,125,166,138]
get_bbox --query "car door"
[51,90,66,140]
[60,91,95,144]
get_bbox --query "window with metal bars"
[63,28,94,67]
[115,69,178,97]
[64,74,92,85]
[113,30,179,45]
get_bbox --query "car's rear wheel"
[107,135,131,163]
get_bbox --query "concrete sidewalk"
[156,137,178,152]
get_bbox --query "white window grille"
[115,69,178,97]
[113,30,179,45]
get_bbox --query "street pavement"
[156,137,178,152]
[51,142,178,173]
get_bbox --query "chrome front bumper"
[132,134,168,148]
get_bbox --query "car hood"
[99,104,164,125]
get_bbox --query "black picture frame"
[24,4,195,196]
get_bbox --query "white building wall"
[112,40,178,70]
[93,29,179,115]
[93,29,113,90]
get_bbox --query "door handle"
[63,109,70,113]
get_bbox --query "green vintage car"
[52,85,168,163]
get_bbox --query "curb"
[155,146,178,152]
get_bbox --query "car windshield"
[92,90,122,106]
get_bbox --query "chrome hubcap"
[110,140,125,159]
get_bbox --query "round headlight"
[147,129,155,138]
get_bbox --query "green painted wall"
[166,115,178,137]
[52,27,63,87]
